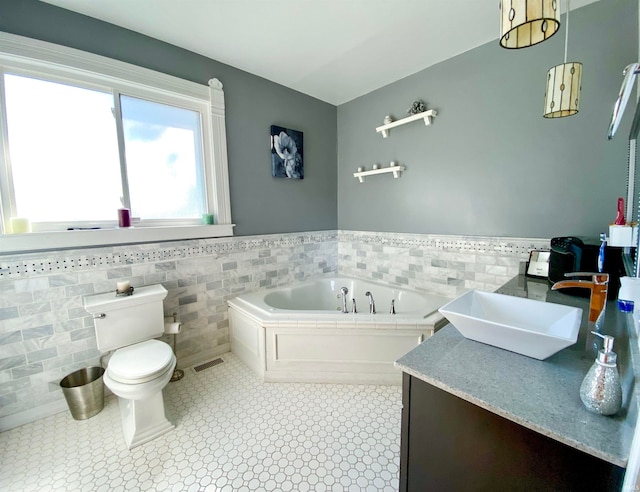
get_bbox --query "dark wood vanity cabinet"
[399,373,625,492]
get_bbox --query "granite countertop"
[395,275,639,467]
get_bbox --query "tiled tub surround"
[0,231,337,429]
[338,230,550,297]
[0,229,548,429]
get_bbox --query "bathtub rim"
[226,275,449,327]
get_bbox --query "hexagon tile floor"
[0,353,402,491]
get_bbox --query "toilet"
[83,284,176,449]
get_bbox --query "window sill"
[0,224,235,255]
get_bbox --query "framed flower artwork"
[271,125,303,179]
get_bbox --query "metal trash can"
[60,367,105,420]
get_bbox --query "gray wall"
[0,0,636,241]
[0,0,338,237]
[338,0,637,239]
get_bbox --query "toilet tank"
[83,284,168,352]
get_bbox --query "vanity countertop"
[395,275,639,467]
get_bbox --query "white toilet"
[83,284,176,449]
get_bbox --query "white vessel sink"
[438,290,582,360]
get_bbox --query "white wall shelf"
[375,109,438,138]
[353,162,405,182]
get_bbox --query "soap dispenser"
[579,332,622,416]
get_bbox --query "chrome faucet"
[339,287,349,313]
[352,298,357,314]
[551,272,609,354]
[365,291,376,314]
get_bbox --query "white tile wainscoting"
[0,230,547,429]
[0,231,337,429]
[338,230,549,298]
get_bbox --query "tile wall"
[0,231,337,427]
[0,229,549,428]
[338,230,550,298]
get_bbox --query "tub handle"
[390,299,396,315]
[339,287,349,313]
[352,298,357,314]
[365,291,376,314]
[93,313,106,320]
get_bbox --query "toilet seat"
[108,339,174,384]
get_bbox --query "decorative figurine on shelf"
[407,100,426,115]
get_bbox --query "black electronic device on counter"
[548,236,628,299]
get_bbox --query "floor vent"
[193,358,224,373]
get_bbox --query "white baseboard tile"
[0,399,69,432]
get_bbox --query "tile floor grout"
[0,353,401,491]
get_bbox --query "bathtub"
[227,277,450,385]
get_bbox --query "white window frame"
[0,32,233,254]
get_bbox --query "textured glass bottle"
[579,333,622,416]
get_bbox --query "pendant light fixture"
[543,0,582,118]
[499,0,561,49]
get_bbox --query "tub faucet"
[365,291,376,314]
[551,272,609,354]
[340,287,349,313]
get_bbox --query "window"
[0,32,232,252]
[4,74,123,223]
[120,95,206,221]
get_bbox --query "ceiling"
[40,0,599,106]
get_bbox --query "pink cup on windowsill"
[117,208,131,228]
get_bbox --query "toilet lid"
[108,339,174,384]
